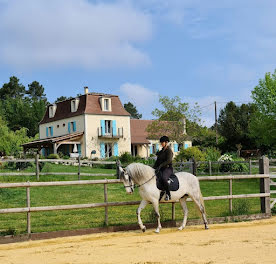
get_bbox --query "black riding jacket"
[153,146,173,170]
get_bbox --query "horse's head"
[118,166,134,194]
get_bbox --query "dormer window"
[100,97,112,112]
[71,98,80,112]
[49,104,57,118]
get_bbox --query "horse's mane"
[126,163,154,182]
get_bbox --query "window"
[105,120,111,135]
[49,104,57,118]
[104,99,109,111]
[71,98,80,112]
[105,143,113,158]
[100,97,112,111]
[57,125,59,128]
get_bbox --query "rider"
[153,136,173,201]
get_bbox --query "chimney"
[84,86,89,94]
[181,117,187,135]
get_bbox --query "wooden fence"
[0,157,271,236]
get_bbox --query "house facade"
[23,87,191,159]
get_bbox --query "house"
[130,119,192,157]
[23,87,131,159]
[22,87,192,159]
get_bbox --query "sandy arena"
[0,216,276,264]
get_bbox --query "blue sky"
[0,0,275,126]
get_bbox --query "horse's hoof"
[154,229,160,233]
[178,226,184,231]
[205,225,209,230]
[142,227,146,232]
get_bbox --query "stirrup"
[165,194,171,201]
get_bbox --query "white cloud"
[0,0,152,70]
[119,82,159,107]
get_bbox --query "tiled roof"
[40,93,130,124]
[130,119,154,144]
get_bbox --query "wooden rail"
[0,173,270,235]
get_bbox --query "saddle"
[156,174,179,192]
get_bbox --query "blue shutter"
[42,148,45,157]
[112,120,117,136]
[114,142,119,156]
[174,143,178,152]
[100,120,105,136]
[46,127,49,137]
[68,122,71,133]
[73,121,76,132]
[100,142,105,158]
[77,144,81,155]
[155,144,159,152]
[150,145,153,154]
[185,143,189,149]
[50,126,53,136]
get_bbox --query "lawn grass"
[0,163,270,236]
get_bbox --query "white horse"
[119,163,208,233]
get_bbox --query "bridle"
[122,171,156,191]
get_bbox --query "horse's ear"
[118,166,125,179]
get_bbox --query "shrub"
[204,147,221,161]
[218,153,249,173]
[231,199,251,215]
[119,152,133,164]
[47,154,60,159]
[174,146,206,162]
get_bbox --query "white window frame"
[49,104,57,118]
[71,98,80,112]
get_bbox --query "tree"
[217,101,258,152]
[26,81,46,100]
[55,96,73,103]
[0,76,26,100]
[249,70,276,150]
[124,102,142,119]
[0,116,30,156]
[0,77,47,137]
[146,95,201,143]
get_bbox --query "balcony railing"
[98,127,123,138]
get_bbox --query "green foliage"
[217,101,258,152]
[0,76,25,100]
[47,154,60,159]
[124,102,142,119]
[204,147,221,161]
[231,199,251,215]
[192,126,218,148]
[119,152,134,164]
[218,153,249,172]
[147,95,201,143]
[0,116,31,156]
[175,146,205,162]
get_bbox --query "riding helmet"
[159,136,170,142]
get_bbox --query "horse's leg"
[190,193,209,230]
[151,200,162,233]
[178,196,188,230]
[137,200,148,232]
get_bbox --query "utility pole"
[215,101,218,145]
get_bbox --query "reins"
[124,174,156,189]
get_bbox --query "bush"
[119,152,133,164]
[204,147,221,161]
[174,146,206,162]
[218,153,249,173]
[47,154,60,159]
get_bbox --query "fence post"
[192,158,197,176]
[259,156,271,214]
[172,202,175,221]
[209,161,212,176]
[26,186,31,236]
[35,153,40,181]
[104,182,108,226]
[78,156,81,180]
[249,159,252,175]
[229,178,233,213]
